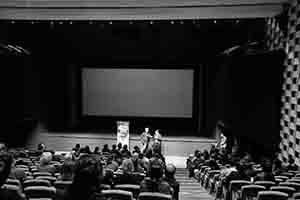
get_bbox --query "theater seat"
[270,186,296,197]
[102,189,133,200]
[24,179,51,188]
[241,184,266,200]
[138,192,172,200]
[54,180,72,190]
[33,172,52,178]
[257,191,288,200]
[114,184,140,198]
[24,186,56,199]
[254,181,276,190]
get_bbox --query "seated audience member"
[57,159,75,181]
[286,156,298,171]
[162,164,180,200]
[223,161,250,189]
[0,143,7,152]
[203,150,210,161]
[117,143,122,152]
[83,146,92,154]
[132,153,144,173]
[121,145,131,158]
[140,158,172,195]
[105,154,119,172]
[38,152,56,174]
[0,152,25,200]
[72,144,81,153]
[93,146,100,155]
[115,158,138,185]
[254,158,275,182]
[59,154,105,200]
[132,146,141,154]
[111,144,119,156]
[138,153,149,172]
[37,143,46,156]
[9,156,27,183]
[102,144,110,154]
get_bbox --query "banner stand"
[117,121,130,149]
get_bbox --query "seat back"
[138,192,172,200]
[6,178,21,187]
[33,172,52,178]
[254,181,276,190]
[229,180,251,200]
[279,173,293,178]
[24,186,56,199]
[274,176,289,182]
[279,182,300,192]
[36,176,57,184]
[241,185,266,200]
[270,186,296,197]
[102,189,133,200]
[286,179,300,184]
[293,192,300,199]
[114,184,140,198]
[54,180,72,190]
[24,179,51,188]
[257,191,288,200]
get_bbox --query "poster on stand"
[117,121,130,148]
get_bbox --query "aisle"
[176,168,215,200]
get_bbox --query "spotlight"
[214,20,217,24]
[170,21,174,24]
[150,21,153,25]
[109,21,113,25]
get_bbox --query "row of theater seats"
[2,156,173,200]
[195,163,300,200]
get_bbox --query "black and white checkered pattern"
[267,0,300,165]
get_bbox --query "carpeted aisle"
[176,168,214,200]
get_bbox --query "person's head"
[69,154,103,199]
[40,152,52,165]
[145,127,150,133]
[148,159,164,180]
[61,159,75,180]
[103,144,109,150]
[112,144,117,150]
[0,143,6,152]
[0,152,13,186]
[75,144,80,149]
[155,129,160,135]
[37,143,45,151]
[94,146,99,153]
[123,145,128,150]
[122,158,134,173]
[165,163,176,178]
[117,143,122,149]
[83,146,91,154]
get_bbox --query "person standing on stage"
[140,127,151,153]
[153,129,162,155]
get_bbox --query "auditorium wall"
[266,0,300,165]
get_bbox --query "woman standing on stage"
[153,129,162,155]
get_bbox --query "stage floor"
[26,131,216,168]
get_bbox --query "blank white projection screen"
[82,68,194,118]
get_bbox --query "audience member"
[37,152,56,174]
[61,154,105,200]
[121,145,131,158]
[93,146,100,155]
[105,154,119,172]
[102,144,110,154]
[162,163,180,200]
[140,158,172,195]
[0,152,25,200]
[57,159,75,181]
[132,152,144,173]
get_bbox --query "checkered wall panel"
[267,0,300,165]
